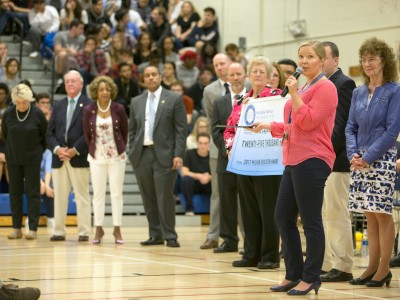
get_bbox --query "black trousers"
[275,158,330,283]
[7,159,41,231]
[180,175,211,211]
[238,174,281,263]
[218,172,239,246]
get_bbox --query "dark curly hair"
[89,76,118,101]
[358,37,398,84]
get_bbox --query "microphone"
[281,67,304,97]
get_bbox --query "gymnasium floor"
[0,225,398,299]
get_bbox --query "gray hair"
[64,70,84,83]
[247,56,273,78]
[11,84,35,104]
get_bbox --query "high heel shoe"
[366,272,392,287]
[92,228,104,245]
[349,272,376,285]
[270,280,300,292]
[287,281,321,296]
[113,227,123,245]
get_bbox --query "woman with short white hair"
[2,84,47,240]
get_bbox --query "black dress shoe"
[349,272,376,285]
[365,272,392,287]
[50,235,65,241]
[232,259,258,267]
[270,280,300,292]
[166,239,180,248]
[78,236,89,242]
[213,242,238,253]
[287,281,321,296]
[140,237,164,246]
[390,254,400,268]
[257,261,280,269]
[320,268,353,282]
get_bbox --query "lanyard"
[288,72,325,124]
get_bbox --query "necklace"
[16,104,31,122]
[97,100,111,113]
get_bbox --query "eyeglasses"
[359,57,381,65]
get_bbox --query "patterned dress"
[349,147,397,215]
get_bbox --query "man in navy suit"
[46,70,92,242]
[320,41,356,281]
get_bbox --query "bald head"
[228,63,246,94]
[213,53,231,81]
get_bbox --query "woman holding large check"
[224,56,282,270]
[251,41,338,295]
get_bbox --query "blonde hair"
[298,40,326,60]
[247,56,273,78]
[189,116,210,140]
[11,84,34,103]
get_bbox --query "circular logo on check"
[244,104,256,126]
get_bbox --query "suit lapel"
[223,95,233,121]
[154,89,168,129]
[138,93,147,125]
[214,81,223,99]
[69,95,84,129]
[59,98,69,132]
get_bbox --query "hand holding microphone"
[281,67,304,97]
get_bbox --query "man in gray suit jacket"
[128,65,187,248]
[201,53,231,249]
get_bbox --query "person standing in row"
[251,41,338,295]
[47,70,92,242]
[211,63,246,254]
[346,37,400,288]
[201,53,231,250]
[224,57,282,269]
[129,65,186,248]
[83,76,128,244]
[320,41,356,282]
[2,84,47,240]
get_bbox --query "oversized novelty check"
[227,95,289,176]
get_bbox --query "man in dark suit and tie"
[129,65,187,248]
[320,41,356,282]
[47,70,93,242]
[211,63,246,253]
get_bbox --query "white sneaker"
[185,211,195,216]
[29,51,39,58]
[47,218,54,229]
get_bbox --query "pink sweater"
[270,79,338,169]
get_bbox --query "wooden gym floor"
[0,225,399,299]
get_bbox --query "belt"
[143,145,155,148]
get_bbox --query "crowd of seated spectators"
[0,0,251,127]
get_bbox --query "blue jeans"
[0,11,29,37]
